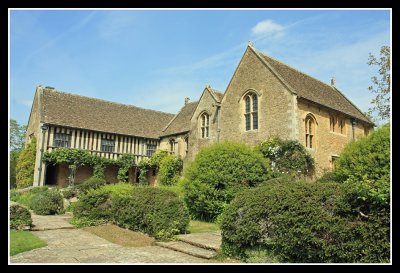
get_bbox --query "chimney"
[331,77,336,87]
[184,97,190,105]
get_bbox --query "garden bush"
[10,186,49,208]
[75,176,106,194]
[183,142,271,221]
[221,180,389,262]
[30,190,64,215]
[334,123,390,205]
[112,187,189,240]
[257,137,314,176]
[72,183,134,226]
[15,137,36,189]
[10,204,32,230]
[62,187,78,199]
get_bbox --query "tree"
[10,119,26,188]
[16,137,36,189]
[10,119,26,152]
[367,46,390,122]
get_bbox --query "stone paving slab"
[177,232,222,251]
[10,228,209,263]
[156,241,217,259]
[31,214,74,231]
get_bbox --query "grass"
[10,231,47,256]
[188,220,220,233]
[82,224,155,247]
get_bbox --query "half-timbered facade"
[26,86,173,187]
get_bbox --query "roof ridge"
[44,88,175,116]
[162,100,199,132]
[253,48,372,124]
[331,86,373,124]
[258,51,335,90]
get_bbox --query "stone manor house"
[26,44,374,187]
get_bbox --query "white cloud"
[252,20,284,36]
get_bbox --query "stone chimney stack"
[184,97,190,105]
[331,77,336,87]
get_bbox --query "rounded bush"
[221,180,389,262]
[10,204,32,230]
[112,187,189,240]
[30,190,64,215]
[335,123,390,205]
[183,142,271,221]
[257,137,314,176]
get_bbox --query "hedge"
[112,187,189,240]
[221,180,389,263]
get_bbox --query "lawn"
[188,220,220,233]
[10,231,47,256]
[82,224,155,247]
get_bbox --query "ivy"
[137,150,182,186]
[16,137,36,189]
[43,148,136,183]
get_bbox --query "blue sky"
[10,9,390,126]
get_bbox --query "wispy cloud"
[251,19,284,36]
[97,11,137,39]
[20,100,33,107]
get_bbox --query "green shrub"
[334,124,390,206]
[72,183,134,226]
[221,180,389,263]
[183,142,271,221]
[159,155,183,186]
[316,171,340,183]
[30,190,64,215]
[112,187,189,240]
[10,204,32,230]
[76,176,106,194]
[257,137,314,176]
[15,137,36,189]
[62,187,78,199]
[10,187,48,208]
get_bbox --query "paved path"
[10,213,211,263]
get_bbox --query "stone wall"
[218,46,295,146]
[186,88,220,163]
[297,100,372,177]
[104,165,119,184]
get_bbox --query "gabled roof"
[208,88,224,103]
[41,88,175,139]
[161,101,199,137]
[250,46,373,124]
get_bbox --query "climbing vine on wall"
[42,148,136,183]
[137,150,182,186]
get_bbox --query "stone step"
[177,232,221,251]
[155,241,217,259]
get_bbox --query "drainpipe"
[37,124,48,186]
[351,118,356,140]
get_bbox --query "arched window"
[244,93,258,131]
[169,139,175,155]
[200,113,209,138]
[305,116,315,149]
